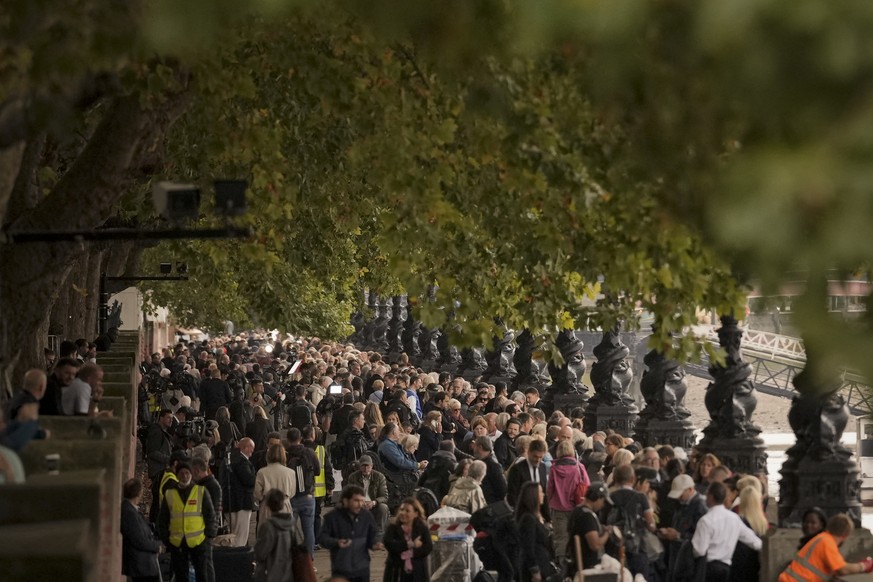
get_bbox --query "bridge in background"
[684,325,873,417]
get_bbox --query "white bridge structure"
[685,325,872,416]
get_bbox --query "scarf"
[400,524,414,573]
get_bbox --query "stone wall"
[0,331,140,582]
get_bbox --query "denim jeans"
[292,494,316,557]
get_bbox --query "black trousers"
[170,541,212,582]
[705,560,730,582]
[626,550,651,580]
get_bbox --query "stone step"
[0,469,114,582]
[39,417,123,441]
[99,364,131,373]
[0,519,92,582]
[103,372,132,384]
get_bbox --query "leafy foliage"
[11,0,873,386]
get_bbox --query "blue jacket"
[378,438,417,472]
[318,507,376,579]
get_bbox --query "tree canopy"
[2,0,873,387]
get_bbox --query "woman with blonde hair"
[729,486,769,581]
[402,434,420,458]
[606,448,635,488]
[736,474,763,495]
[496,412,510,432]
[739,487,768,536]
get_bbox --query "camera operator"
[170,356,199,405]
[250,378,284,428]
[146,409,175,483]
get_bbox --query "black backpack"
[289,400,312,430]
[330,438,348,469]
[471,501,518,572]
[287,447,315,496]
[413,487,440,517]
[606,500,641,554]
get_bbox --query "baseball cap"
[358,455,373,466]
[586,482,613,505]
[668,474,695,499]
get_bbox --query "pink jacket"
[547,456,590,512]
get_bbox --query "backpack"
[329,439,347,468]
[413,487,440,517]
[473,570,497,582]
[471,501,519,572]
[287,447,315,496]
[606,500,641,554]
[290,400,312,430]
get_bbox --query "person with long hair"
[516,482,558,582]
[728,486,769,581]
[364,401,385,432]
[694,453,721,494]
[416,411,442,461]
[383,498,433,582]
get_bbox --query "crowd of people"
[3,330,872,582]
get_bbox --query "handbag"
[642,529,664,562]
[291,546,317,582]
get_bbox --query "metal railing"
[686,327,872,416]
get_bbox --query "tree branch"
[11,83,191,233]
[394,43,431,90]
[4,133,46,229]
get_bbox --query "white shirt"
[62,377,91,415]
[691,504,762,564]
[488,430,502,443]
[527,460,540,482]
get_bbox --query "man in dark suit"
[120,478,161,582]
[506,438,549,515]
[228,437,256,547]
[470,435,507,505]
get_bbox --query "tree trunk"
[83,248,105,338]
[0,143,25,227]
[0,242,74,394]
[0,86,190,396]
[49,268,72,337]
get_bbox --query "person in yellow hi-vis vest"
[158,461,217,582]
